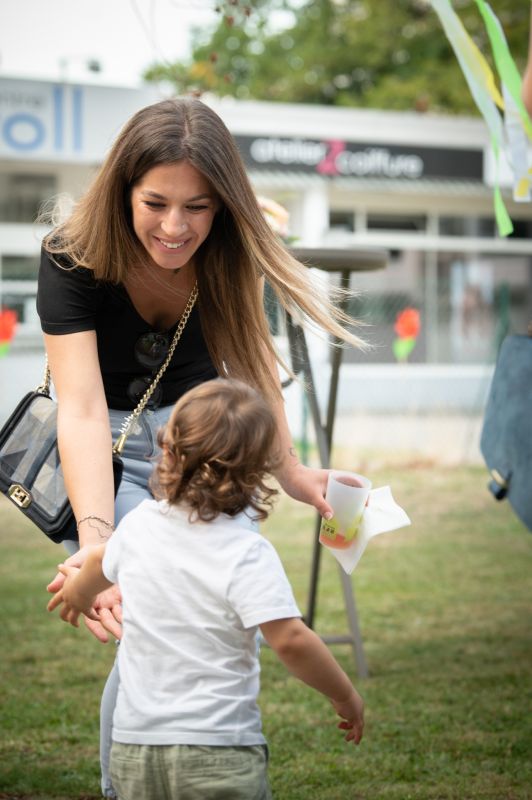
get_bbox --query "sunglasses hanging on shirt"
[128,331,171,408]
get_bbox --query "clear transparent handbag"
[0,389,123,543]
[0,285,198,542]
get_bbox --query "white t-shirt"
[103,498,301,746]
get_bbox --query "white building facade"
[1,76,531,421]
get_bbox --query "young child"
[48,378,364,800]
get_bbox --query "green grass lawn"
[1,463,531,799]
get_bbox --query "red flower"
[0,308,18,343]
[394,308,420,339]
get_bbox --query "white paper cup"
[319,471,372,550]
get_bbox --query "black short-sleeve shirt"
[37,248,218,410]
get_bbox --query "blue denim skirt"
[109,405,173,523]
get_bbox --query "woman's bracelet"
[76,515,115,533]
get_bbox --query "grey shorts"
[110,742,271,800]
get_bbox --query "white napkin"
[322,486,411,574]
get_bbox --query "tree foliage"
[144,0,529,114]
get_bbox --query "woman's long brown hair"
[43,97,366,402]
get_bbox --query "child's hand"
[46,544,99,595]
[47,564,99,628]
[331,689,365,745]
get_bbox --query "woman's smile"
[157,237,187,249]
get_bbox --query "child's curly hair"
[151,378,282,522]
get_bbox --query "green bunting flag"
[431,0,531,237]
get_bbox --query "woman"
[38,96,365,797]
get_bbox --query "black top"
[37,248,218,410]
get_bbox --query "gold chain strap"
[36,359,52,396]
[36,283,199,456]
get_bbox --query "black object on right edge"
[480,331,532,533]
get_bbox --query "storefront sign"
[0,78,158,162]
[0,82,83,158]
[236,135,483,181]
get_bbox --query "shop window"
[366,213,427,232]
[342,249,531,365]
[329,210,354,232]
[0,294,38,326]
[1,256,40,329]
[507,219,532,240]
[1,255,39,280]
[439,216,495,237]
[437,253,532,362]
[0,173,56,223]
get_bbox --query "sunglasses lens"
[127,377,163,409]
[135,333,169,369]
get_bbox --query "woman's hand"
[87,584,123,642]
[277,463,333,519]
[47,546,122,642]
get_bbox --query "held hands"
[47,564,99,627]
[331,689,365,745]
[46,544,98,594]
[46,546,122,642]
[47,574,122,641]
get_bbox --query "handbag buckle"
[8,483,32,509]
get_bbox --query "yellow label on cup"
[320,517,340,542]
[319,514,362,549]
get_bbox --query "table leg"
[285,295,368,677]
